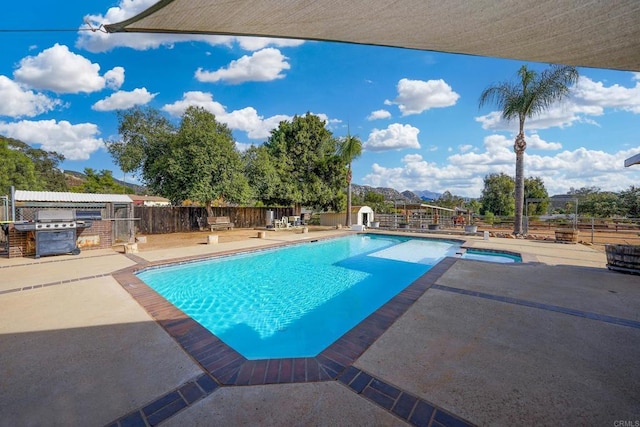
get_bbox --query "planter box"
[606,244,640,274]
[428,224,441,230]
[464,225,478,233]
[555,228,579,243]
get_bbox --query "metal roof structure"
[420,203,456,212]
[105,0,640,72]
[14,190,133,203]
[624,153,640,167]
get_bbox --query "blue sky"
[1,0,640,198]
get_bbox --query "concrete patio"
[1,230,638,426]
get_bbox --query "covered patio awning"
[104,0,640,72]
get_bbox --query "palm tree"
[337,128,362,226]
[479,64,579,235]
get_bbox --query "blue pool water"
[137,234,459,359]
[461,249,521,263]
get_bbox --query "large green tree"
[337,129,362,225]
[0,136,68,194]
[570,187,621,217]
[479,64,578,234]
[0,138,41,195]
[107,106,174,192]
[524,176,549,216]
[480,173,515,216]
[109,106,250,211]
[258,113,346,210]
[437,191,465,209]
[619,186,640,218]
[243,144,280,204]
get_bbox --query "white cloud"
[367,109,391,121]
[526,134,562,151]
[92,88,157,111]
[77,1,304,53]
[0,76,61,118]
[364,123,421,151]
[162,91,292,139]
[236,37,304,51]
[104,67,125,90]
[572,76,640,114]
[195,48,290,84]
[0,119,103,160]
[235,142,254,152]
[475,76,640,131]
[162,91,227,117]
[386,78,459,116]
[459,144,474,153]
[223,107,292,139]
[13,44,123,94]
[362,134,640,197]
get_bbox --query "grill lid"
[36,209,75,222]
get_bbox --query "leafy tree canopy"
[243,144,280,204]
[479,174,550,217]
[257,113,346,210]
[109,106,250,211]
[619,186,640,218]
[480,173,515,216]
[524,176,549,215]
[566,186,621,217]
[437,191,466,209]
[0,136,67,194]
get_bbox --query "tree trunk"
[513,133,526,235]
[346,167,352,226]
[346,184,352,226]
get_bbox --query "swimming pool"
[138,234,460,359]
[461,249,521,263]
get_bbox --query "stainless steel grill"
[12,210,83,258]
[35,209,77,230]
[33,210,80,258]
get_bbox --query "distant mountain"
[352,184,436,204]
[401,190,422,202]
[412,189,442,201]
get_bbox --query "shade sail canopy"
[105,0,640,72]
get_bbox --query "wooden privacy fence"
[134,206,294,234]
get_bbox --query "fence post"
[591,217,594,244]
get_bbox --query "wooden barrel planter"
[606,244,640,274]
[555,228,579,243]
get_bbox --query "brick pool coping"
[110,237,478,426]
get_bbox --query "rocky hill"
[352,184,437,203]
